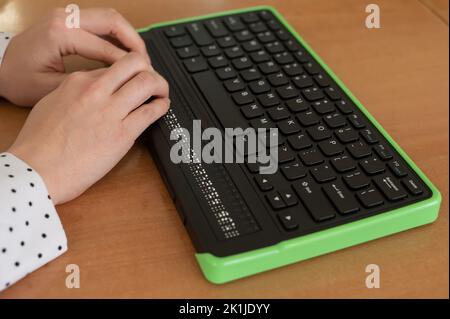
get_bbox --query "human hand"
[0,7,150,106]
[8,52,169,205]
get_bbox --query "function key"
[373,174,407,201]
[343,170,370,189]
[205,19,228,37]
[267,20,282,31]
[348,113,366,128]
[259,10,273,21]
[170,35,192,48]
[177,46,199,59]
[187,23,214,46]
[277,211,299,231]
[402,178,423,195]
[357,188,384,208]
[164,25,185,37]
[388,160,408,177]
[323,181,359,215]
[374,144,393,160]
[360,128,379,144]
[241,12,260,24]
[224,16,245,32]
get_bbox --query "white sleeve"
[0,152,67,291]
[0,32,13,66]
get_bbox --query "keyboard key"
[277,84,299,99]
[311,164,336,183]
[402,178,423,195]
[278,118,301,135]
[258,92,280,107]
[259,11,273,20]
[241,103,264,119]
[293,178,336,221]
[373,174,407,201]
[388,160,408,177]
[266,41,284,54]
[184,57,208,73]
[299,147,323,166]
[277,211,299,230]
[374,144,393,160]
[164,25,186,37]
[187,23,214,46]
[293,50,309,63]
[283,63,303,76]
[274,52,294,64]
[285,39,301,51]
[331,155,356,172]
[293,74,314,88]
[281,161,307,180]
[324,87,341,100]
[205,19,228,37]
[335,127,359,143]
[307,124,332,141]
[278,144,296,163]
[249,21,267,33]
[216,66,236,80]
[208,55,228,68]
[171,35,192,48]
[249,79,271,94]
[288,133,312,150]
[335,100,353,114]
[360,128,379,144]
[323,181,360,214]
[177,46,199,58]
[242,40,262,52]
[201,44,221,57]
[324,113,346,128]
[255,175,273,191]
[347,141,372,159]
[280,188,298,206]
[250,50,271,63]
[267,72,289,86]
[304,61,320,74]
[259,61,280,74]
[266,191,285,209]
[267,20,282,31]
[314,74,330,87]
[348,113,366,129]
[357,188,384,208]
[286,97,309,112]
[268,105,290,121]
[343,170,370,189]
[232,90,254,105]
[217,35,236,48]
[241,68,261,81]
[250,116,273,129]
[242,12,260,24]
[224,77,245,92]
[257,31,276,43]
[318,139,344,156]
[311,99,335,114]
[224,16,245,31]
[232,56,252,70]
[235,29,254,42]
[360,157,385,175]
[302,86,325,101]
[297,110,320,126]
[225,46,244,58]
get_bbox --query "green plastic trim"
[138,6,442,284]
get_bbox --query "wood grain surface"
[0,0,448,298]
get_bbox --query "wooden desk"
[0,0,448,298]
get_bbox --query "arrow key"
[266,191,286,210]
[254,175,273,191]
[277,211,299,231]
[280,188,298,206]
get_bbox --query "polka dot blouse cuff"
[0,152,67,292]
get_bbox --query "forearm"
[0,152,67,291]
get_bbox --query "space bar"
[193,71,249,130]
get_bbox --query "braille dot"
[5,283,10,287]
[1,248,6,253]
[8,174,14,178]
[42,233,47,238]
[58,245,62,251]
[0,154,6,157]
[4,164,10,167]
[27,168,32,172]
[30,182,34,187]
[6,36,10,40]
[20,241,25,246]
[45,214,50,219]
[15,262,20,267]
[11,188,16,193]
[25,221,29,226]
[48,195,51,200]
[11,207,16,212]
[9,227,13,232]
[28,201,33,207]
[38,253,42,258]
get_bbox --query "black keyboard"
[143,9,432,252]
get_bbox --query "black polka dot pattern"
[0,152,67,291]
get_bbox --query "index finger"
[79,8,150,63]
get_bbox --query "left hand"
[0,7,150,106]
